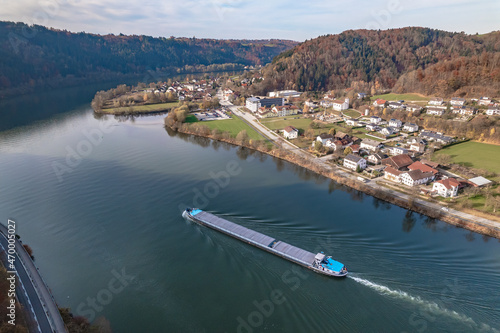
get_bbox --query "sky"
[1,0,499,41]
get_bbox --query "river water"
[0,85,499,333]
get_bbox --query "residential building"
[450,97,466,106]
[373,99,386,108]
[403,123,419,133]
[478,97,492,106]
[391,147,408,156]
[360,139,382,152]
[486,105,500,116]
[388,102,404,110]
[420,160,440,169]
[366,124,380,131]
[357,93,367,99]
[408,161,438,177]
[388,119,403,128]
[452,106,477,116]
[432,178,460,197]
[384,166,402,182]
[427,107,445,116]
[409,143,425,153]
[346,119,358,126]
[367,153,388,165]
[400,170,434,186]
[317,133,334,145]
[429,97,445,106]
[272,105,299,117]
[283,126,299,139]
[344,154,367,171]
[381,154,413,170]
[370,116,383,124]
[406,104,423,112]
[332,98,350,111]
[379,127,396,136]
[419,131,455,144]
[246,97,261,112]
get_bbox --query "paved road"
[220,100,500,235]
[0,223,67,333]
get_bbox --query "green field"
[195,114,263,140]
[101,101,179,114]
[260,117,312,131]
[435,141,500,178]
[342,109,362,118]
[371,93,430,102]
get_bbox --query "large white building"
[332,98,350,111]
[283,126,299,139]
[343,154,366,171]
[432,178,460,197]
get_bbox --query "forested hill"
[257,27,500,97]
[0,21,297,94]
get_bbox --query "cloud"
[0,0,498,40]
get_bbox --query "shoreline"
[167,123,500,239]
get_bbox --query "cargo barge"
[182,208,347,277]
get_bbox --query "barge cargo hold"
[182,208,347,277]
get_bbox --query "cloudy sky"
[1,0,499,41]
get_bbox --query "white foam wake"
[349,275,499,332]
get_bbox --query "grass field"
[260,117,312,131]
[195,114,263,140]
[101,101,179,114]
[371,93,430,102]
[342,109,362,118]
[435,141,500,178]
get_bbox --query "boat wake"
[349,275,499,332]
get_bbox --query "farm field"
[371,93,430,102]
[342,109,362,118]
[195,114,263,140]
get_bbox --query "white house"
[388,119,403,128]
[429,97,445,106]
[403,123,419,133]
[360,139,382,152]
[343,154,366,171]
[478,97,492,106]
[373,99,386,108]
[316,134,334,145]
[366,124,380,131]
[332,98,350,111]
[409,143,425,153]
[400,170,434,187]
[388,102,404,110]
[367,153,387,165]
[450,97,466,106]
[391,147,408,155]
[486,106,500,116]
[379,127,396,136]
[432,178,460,197]
[346,119,358,126]
[427,107,445,116]
[272,105,299,117]
[370,116,383,124]
[406,104,423,112]
[384,166,402,183]
[283,126,299,140]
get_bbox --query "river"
[0,85,499,332]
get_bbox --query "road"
[0,223,67,333]
[219,99,500,235]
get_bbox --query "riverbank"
[96,101,179,115]
[166,121,500,239]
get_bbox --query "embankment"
[167,122,500,239]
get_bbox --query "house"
[346,119,358,126]
[406,104,423,112]
[452,106,477,116]
[408,137,427,145]
[391,147,408,156]
[409,143,425,153]
[305,99,318,109]
[486,105,500,116]
[370,116,383,124]
[360,139,382,152]
[419,131,455,144]
[429,97,445,106]
[272,105,299,117]
[408,161,438,177]
[350,144,360,154]
[450,97,466,106]
[400,170,434,186]
[384,166,403,182]
[357,93,367,99]
[367,153,388,165]
[478,97,492,106]
[332,98,350,111]
[316,133,334,145]
[427,107,445,116]
[373,99,386,107]
[343,154,367,171]
[403,123,419,133]
[381,154,413,170]
[366,124,380,131]
[420,160,440,169]
[388,102,405,110]
[388,119,403,128]
[379,127,396,136]
[283,126,299,140]
[432,178,460,197]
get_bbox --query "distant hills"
[256,27,500,97]
[0,21,297,96]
